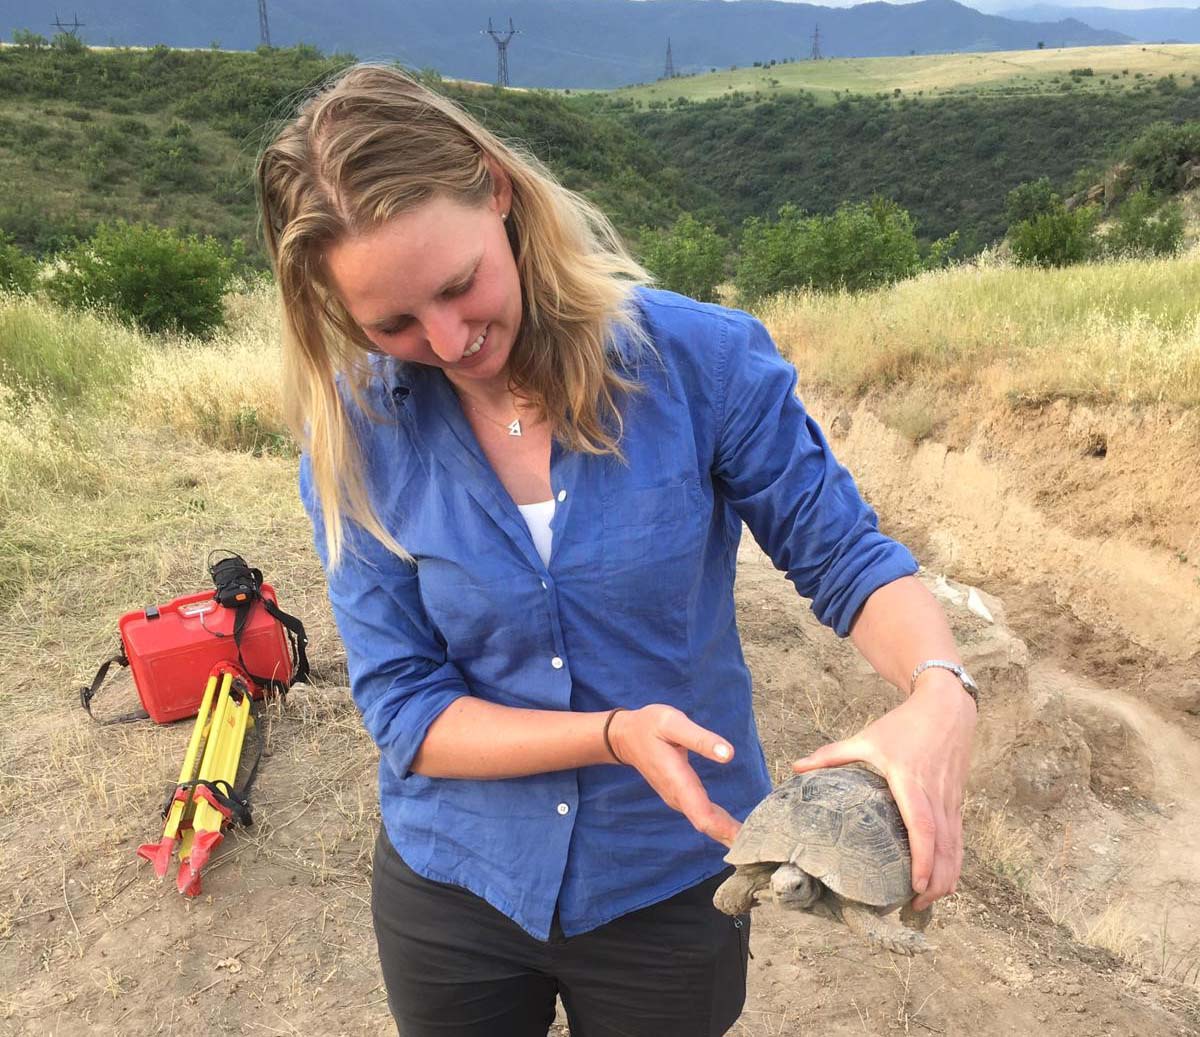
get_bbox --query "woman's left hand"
[790,672,976,912]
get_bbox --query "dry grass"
[124,282,292,457]
[758,248,1200,408]
[966,800,1035,886]
[614,43,1200,105]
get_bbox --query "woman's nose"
[424,304,468,363]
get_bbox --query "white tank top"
[516,499,555,568]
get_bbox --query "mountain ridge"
[0,0,1130,88]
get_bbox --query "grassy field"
[758,247,1200,408]
[3,245,1198,605]
[614,43,1200,105]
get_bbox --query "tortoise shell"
[725,765,913,908]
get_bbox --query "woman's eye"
[378,320,411,337]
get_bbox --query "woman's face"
[324,187,522,393]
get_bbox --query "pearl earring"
[501,212,509,221]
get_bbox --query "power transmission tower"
[51,12,84,37]
[664,37,675,79]
[258,0,271,47]
[483,18,519,88]
[810,24,822,61]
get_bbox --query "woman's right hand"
[607,705,741,848]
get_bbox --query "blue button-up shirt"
[300,288,918,941]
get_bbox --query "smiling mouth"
[462,326,488,359]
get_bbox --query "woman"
[257,65,976,1037]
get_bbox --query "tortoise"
[713,765,934,955]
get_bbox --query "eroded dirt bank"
[720,391,1200,1035]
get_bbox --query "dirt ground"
[2,392,1199,1035]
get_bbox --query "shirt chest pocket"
[600,481,705,642]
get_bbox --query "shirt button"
[557,803,570,815]
[540,579,548,590]
[551,656,564,669]
[556,489,567,502]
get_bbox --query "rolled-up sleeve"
[712,315,918,636]
[300,455,469,779]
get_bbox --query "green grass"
[614,44,1200,106]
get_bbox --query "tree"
[639,214,727,303]
[734,197,923,303]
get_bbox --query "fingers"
[886,772,938,902]
[646,748,742,846]
[662,710,735,765]
[890,774,965,912]
[791,736,873,774]
[913,796,964,912]
[624,707,740,846]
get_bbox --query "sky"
[745,1,1195,9]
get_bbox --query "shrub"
[1104,188,1184,258]
[1010,205,1099,268]
[12,29,48,49]
[735,197,921,303]
[639,214,728,303]
[141,119,204,192]
[1005,178,1060,227]
[50,32,85,53]
[43,221,236,337]
[1124,121,1200,192]
[0,233,38,293]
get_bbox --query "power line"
[810,24,822,62]
[482,17,519,88]
[663,37,675,79]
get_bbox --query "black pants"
[371,826,750,1037]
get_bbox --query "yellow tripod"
[137,663,256,896]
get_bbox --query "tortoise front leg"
[899,901,933,933]
[713,863,775,915]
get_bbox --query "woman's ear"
[487,159,513,218]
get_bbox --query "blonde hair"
[256,65,649,568]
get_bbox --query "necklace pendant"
[507,418,522,437]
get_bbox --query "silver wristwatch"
[909,660,979,707]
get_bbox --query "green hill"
[5,42,1200,269]
[595,84,1200,251]
[0,45,720,263]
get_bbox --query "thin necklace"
[463,397,530,438]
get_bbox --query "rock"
[1104,162,1132,209]
[829,409,852,439]
[1008,713,1092,809]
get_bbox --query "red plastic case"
[118,584,292,724]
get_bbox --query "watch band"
[910,659,979,707]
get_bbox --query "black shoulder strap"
[79,646,150,724]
